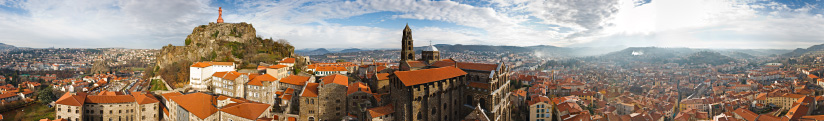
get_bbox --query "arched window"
[417,112,423,120]
[308,117,315,121]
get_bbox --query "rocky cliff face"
[156,22,254,69]
[155,22,295,87]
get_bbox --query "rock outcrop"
[155,22,295,88]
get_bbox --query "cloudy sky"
[0,0,822,49]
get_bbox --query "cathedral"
[389,24,513,121]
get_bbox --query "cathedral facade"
[390,25,512,121]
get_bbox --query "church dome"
[422,45,438,51]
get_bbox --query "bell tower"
[401,24,415,61]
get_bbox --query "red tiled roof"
[280,75,311,86]
[85,95,135,104]
[393,66,467,86]
[347,82,371,95]
[268,65,288,69]
[212,71,244,80]
[248,74,278,86]
[300,83,319,97]
[527,96,551,106]
[219,102,271,120]
[0,93,17,99]
[786,103,809,120]
[375,73,390,80]
[55,92,87,106]
[161,92,183,101]
[406,61,426,68]
[367,104,394,118]
[132,93,159,105]
[320,74,348,86]
[170,92,219,119]
[758,114,780,121]
[280,58,296,63]
[733,108,758,121]
[191,62,234,68]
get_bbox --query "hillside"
[782,43,824,57]
[296,48,331,55]
[674,51,737,66]
[154,22,295,88]
[597,47,746,65]
[0,43,17,51]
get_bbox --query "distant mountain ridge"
[782,43,824,57]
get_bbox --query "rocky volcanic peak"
[187,22,256,45]
[157,22,256,69]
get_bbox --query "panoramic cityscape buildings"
[2,0,824,121]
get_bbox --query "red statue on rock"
[217,7,224,23]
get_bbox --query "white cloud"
[0,0,821,49]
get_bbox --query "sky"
[0,0,822,49]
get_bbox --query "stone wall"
[299,96,319,121]
[318,84,347,120]
[56,104,82,121]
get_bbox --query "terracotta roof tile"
[320,74,348,86]
[85,95,135,104]
[280,58,296,63]
[393,66,467,86]
[300,83,319,97]
[375,73,390,80]
[248,74,277,86]
[170,92,218,119]
[55,92,87,106]
[267,65,288,69]
[131,93,159,105]
[280,75,311,86]
[367,104,394,118]
[347,82,371,95]
[786,103,809,120]
[160,92,183,101]
[219,102,271,120]
[191,62,234,68]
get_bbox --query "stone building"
[267,65,290,79]
[211,71,251,97]
[389,66,468,121]
[163,92,273,121]
[190,62,236,90]
[317,74,349,120]
[299,83,321,121]
[400,24,415,61]
[347,82,377,118]
[279,75,314,93]
[527,96,552,121]
[246,74,279,104]
[374,73,391,94]
[388,25,513,121]
[420,44,439,64]
[54,91,160,121]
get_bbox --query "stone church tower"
[401,24,415,61]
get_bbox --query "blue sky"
[0,0,822,49]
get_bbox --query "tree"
[37,86,55,104]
